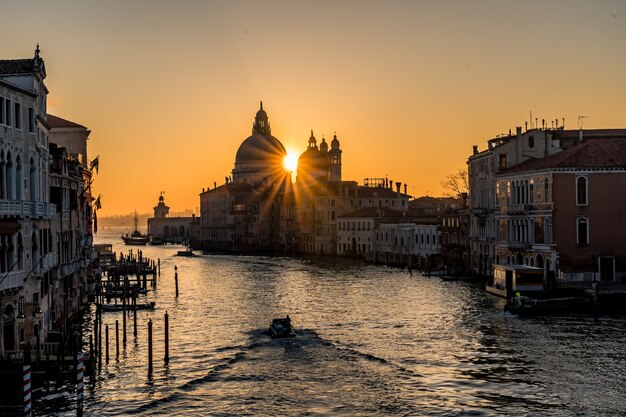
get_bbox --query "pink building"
[493,138,626,290]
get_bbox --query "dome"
[297,147,330,172]
[331,134,340,149]
[319,137,328,153]
[235,133,287,166]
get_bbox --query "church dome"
[235,133,286,166]
[297,146,330,172]
[232,102,288,185]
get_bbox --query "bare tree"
[441,168,469,198]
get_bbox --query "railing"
[0,271,24,292]
[0,200,56,219]
[507,241,531,250]
[507,204,530,214]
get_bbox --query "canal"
[34,228,626,416]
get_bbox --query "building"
[147,193,195,244]
[0,48,57,358]
[197,103,290,252]
[493,137,626,292]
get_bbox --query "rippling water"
[34,229,626,416]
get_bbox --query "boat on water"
[505,295,590,316]
[268,316,296,338]
[97,301,156,312]
[176,249,195,256]
[122,211,148,245]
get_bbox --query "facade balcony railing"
[0,270,25,292]
[55,259,84,279]
[507,241,532,250]
[0,200,56,219]
[505,204,530,215]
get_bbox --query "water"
[34,228,626,416]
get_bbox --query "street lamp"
[16,312,26,326]
[34,307,43,320]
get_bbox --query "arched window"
[6,152,13,200]
[15,155,22,200]
[536,253,544,269]
[516,252,523,265]
[577,218,589,246]
[576,176,588,206]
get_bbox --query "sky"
[2,0,626,215]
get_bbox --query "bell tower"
[329,133,342,182]
[154,192,170,218]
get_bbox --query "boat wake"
[128,328,422,415]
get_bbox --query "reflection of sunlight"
[283,151,298,172]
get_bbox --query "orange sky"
[3,1,626,215]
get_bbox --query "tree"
[441,168,469,198]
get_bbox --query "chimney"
[404,183,407,195]
[472,145,478,155]
[389,179,393,189]
[395,182,401,193]
[516,126,522,136]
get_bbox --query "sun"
[283,151,298,172]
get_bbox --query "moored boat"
[505,295,590,316]
[122,211,148,245]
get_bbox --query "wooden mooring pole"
[115,320,119,359]
[105,325,109,364]
[175,265,179,297]
[164,311,169,363]
[148,319,153,375]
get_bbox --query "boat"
[505,295,590,316]
[97,301,155,312]
[121,211,149,245]
[176,248,195,256]
[268,316,296,338]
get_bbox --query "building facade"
[494,138,626,287]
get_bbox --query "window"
[528,136,534,148]
[5,98,11,126]
[576,176,588,206]
[499,154,508,169]
[14,102,21,129]
[28,107,34,133]
[577,218,589,246]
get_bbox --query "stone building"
[0,48,57,358]
[147,193,195,244]
[197,103,289,252]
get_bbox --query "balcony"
[472,208,489,217]
[508,241,531,250]
[506,204,530,215]
[0,271,25,292]
[0,200,56,219]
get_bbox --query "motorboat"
[268,316,296,338]
[176,249,195,256]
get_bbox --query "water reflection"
[34,229,626,416]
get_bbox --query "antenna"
[578,115,588,129]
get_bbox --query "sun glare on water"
[284,151,298,172]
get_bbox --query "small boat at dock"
[505,296,590,316]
